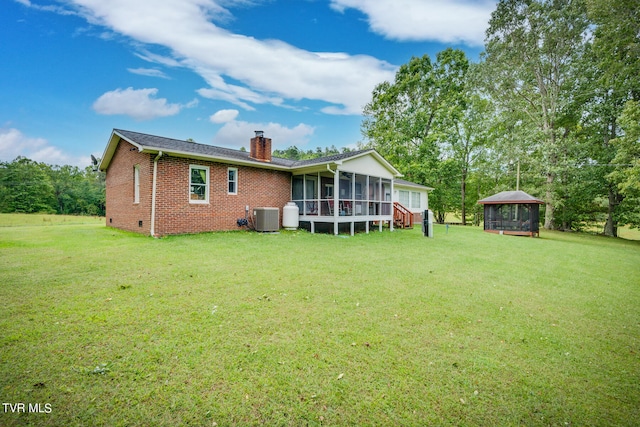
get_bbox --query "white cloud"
[209,109,239,123]
[134,49,183,68]
[50,0,397,115]
[127,67,170,79]
[0,128,47,161]
[0,127,89,166]
[212,120,315,148]
[196,71,286,111]
[15,0,78,16]
[330,0,494,46]
[92,87,183,120]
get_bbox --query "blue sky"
[1,0,495,167]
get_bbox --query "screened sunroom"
[290,150,400,235]
[478,190,544,237]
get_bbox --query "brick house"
[99,129,431,236]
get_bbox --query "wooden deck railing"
[393,202,413,228]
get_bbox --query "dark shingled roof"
[289,149,377,167]
[101,129,409,181]
[394,178,434,190]
[106,129,393,171]
[114,129,298,168]
[477,190,544,205]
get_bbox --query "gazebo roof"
[478,190,544,205]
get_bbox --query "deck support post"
[333,165,339,235]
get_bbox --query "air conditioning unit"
[253,207,279,232]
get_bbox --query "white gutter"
[150,151,163,237]
[137,147,292,171]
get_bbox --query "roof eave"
[394,181,434,191]
[99,129,144,171]
[288,149,401,177]
[478,200,544,205]
[290,160,343,174]
[138,147,293,171]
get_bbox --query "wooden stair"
[393,202,413,229]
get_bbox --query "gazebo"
[478,190,544,237]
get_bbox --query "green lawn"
[1,214,639,426]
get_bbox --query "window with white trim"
[190,165,209,203]
[411,191,421,209]
[133,165,140,204]
[228,167,238,195]
[399,190,410,206]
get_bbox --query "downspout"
[150,151,163,237]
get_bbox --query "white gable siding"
[339,155,395,178]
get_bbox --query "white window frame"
[398,190,410,207]
[133,165,140,204]
[227,167,238,195]
[325,183,334,198]
[411,191,421,209]
[189,165,210,204]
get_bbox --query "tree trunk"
[461,169,467,226]
[543,125,557,230]
[603,123,620,237]
[603,185,622,237]
[544,172,555,230]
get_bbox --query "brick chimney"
[249,130,272,162]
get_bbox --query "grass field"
[1,214,639,426]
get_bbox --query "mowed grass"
[0,213,104,227]
[1,214,639,426]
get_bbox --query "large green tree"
[576,0,640,235]
[482,0,589,230]
[608,100,640,228]
[587,0,640,101]
[442,86,492,225]
[0,157,56,213]
[361,48,470,222]
[0,157,105,216]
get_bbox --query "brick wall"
[105,139,153,234]
[154,155,293,236]
[106,140,292,236]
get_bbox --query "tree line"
[273,145,352,161]
[0,157,105,216]
[358,0,638,235]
